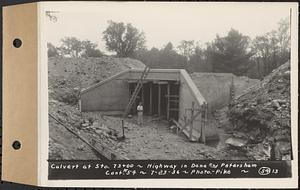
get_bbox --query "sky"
[44,2,291,52]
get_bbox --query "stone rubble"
[229,61,291,160]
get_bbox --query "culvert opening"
[128,81,180,121]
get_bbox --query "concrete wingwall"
[179,70,207,139]
[190,73,259,113]
[80,71,130,112]
[191,73,232,113]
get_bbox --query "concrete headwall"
[128,69,180,81]
[81,69,181,112]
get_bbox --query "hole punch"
[12,141,21,150]
[13,38,22,48]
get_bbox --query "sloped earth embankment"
[48,56,145,106]
[228,62,291,160]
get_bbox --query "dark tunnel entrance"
[128,81,180,121]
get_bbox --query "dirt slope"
[48,56,145,105]
[229,61,291,160]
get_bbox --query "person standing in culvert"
[137,102,143,125]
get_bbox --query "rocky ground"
[228,61,291,160]
[49,99,233,160]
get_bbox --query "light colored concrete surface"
[81,79,129,111]
[179,70,207,140]
[128,69,180,81]
[191,72,259,113]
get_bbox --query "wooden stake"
[189,101,195,140]
[158,83,161,117]
[128,83,132,114]
[142,83,145,104]
[182,115,187,135]
[200,104,204,143]
[167,83,170,120]
[149,82,152,115]
[122,119,125,138]
[200,103,207,144]
[133,83,137,114]
[203,103,207,144]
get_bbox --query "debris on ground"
[225,137,247,148]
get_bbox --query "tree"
[252,31,279,77]
[134,47,159,68]
[160,42,186,69]
[189,44,212,72]
[59,37,84,57]
[47,43,59,57]
[103,20,146,57]
[251,17,290,77]
[277,17,290,55]
[207,29,253,76]
[81,40,103,57]
[134,42,186,69]
[177,40,195,63]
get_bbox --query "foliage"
[55,37,103,58]
[250,17,290,78]
[120,18,290,79]
[47,43,59,57]
[189,44,212,72]
[49,17,290,79]
[206,29,253,76]
[103,20,146,57]
[81,40,103,58]
[59,37,84,58]
[177,40,195,63]
[277,17,291,54]
[134,42,186,69]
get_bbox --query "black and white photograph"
[44,2,295,181]
[47,2,293,161]
[1,1,298,188]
